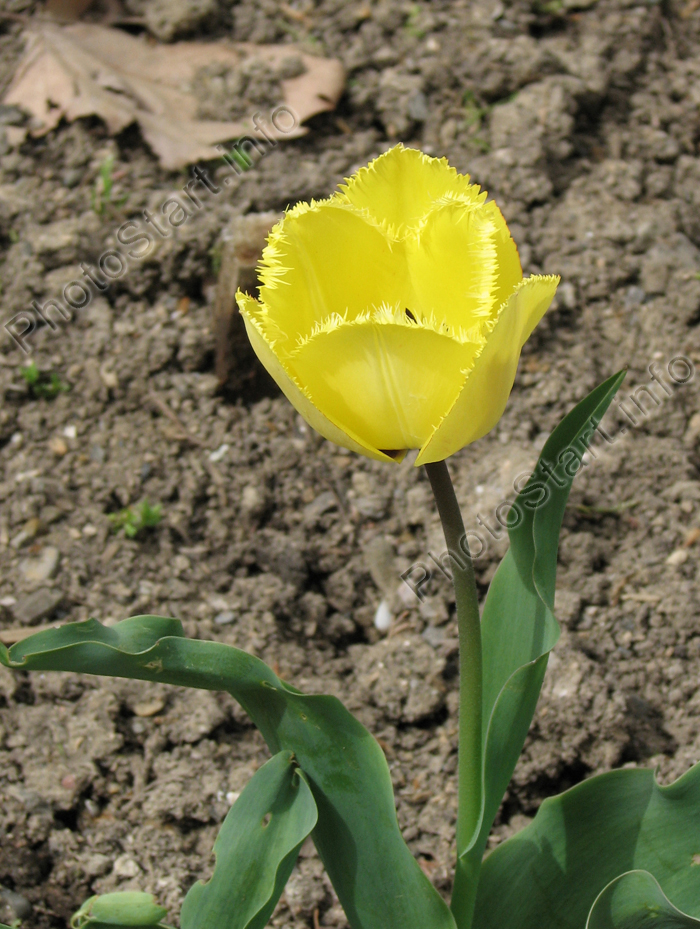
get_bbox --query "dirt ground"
[1,0,700,926]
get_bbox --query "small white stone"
[100,367,118,389]
[209,443,229,462]
[63,424,77,439]
[241,484,264,516]
[14,469,40,483]
[226,791,240,806]
[666,548,688,567]
[112,854,141,878]
[374,599,392,632]
[398,583,420,607]
[82,853,111,877]
[19,546,60,584]
[214,610,236,626]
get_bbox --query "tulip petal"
[406,199,523,334]
[288,316,482,454]
[490,202,523,318]
[415,275,560,466]
[407,200,500,333]
[237,292,401,463]
[257,202,406,351]
[337,144,486,237]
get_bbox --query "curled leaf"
[180,751,317,929]
[4,23,344,168]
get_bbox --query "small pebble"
[374,599,392,632]
[0,887,32,921]
[684,527,700,547]
[214,610,236,625]
[82,853,111,877]
[14,469,40,483]
[624,285,646,307]
[419,597,449,625]
[49,436,68,456]
[241,484,265,519]
[133,698,166,717]
[100,368,118,389]
[112,854,141,878]
[209,443,229,462]
[422,625,446,648]
[11,588,63,625]
[303,490,337,521]
[62,168,82,188]
[12,517,41,549]
[19,545,60,584]
[666,548,688,567]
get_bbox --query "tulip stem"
[424,460,482,929]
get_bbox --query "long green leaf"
[180,750,317,929]
[0,618,455,929]
[480,372,625,841]
[472,763,700,929]
[587,871,700,929]
[459,371,626,904]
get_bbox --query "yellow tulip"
[236,144,559,465]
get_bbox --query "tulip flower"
[237,144,558,465]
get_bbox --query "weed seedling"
[108,502,163,539]
[21,362,70,399]
[92,155,127,217]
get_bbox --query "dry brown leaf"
[44,0,95,22]
[3,22,345,169]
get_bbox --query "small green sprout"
[209,241,223,276]
[20,362,70,399]
[573,499,639,517]
[108,501,163,539]
[533,0,566,14]
[462,90,490,131]
[469,136,492,153]
[404,4,426,38]
[229,147,253,172]
[92,154,128,217]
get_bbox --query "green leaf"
[180,750,317,929]
[70,891,169,927]
[0,618,455,929]
[587,870,700,929]
[469,371,627,863]
[472,763,700,929]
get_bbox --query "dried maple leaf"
[4,22,345,169]
[44,0,96,21]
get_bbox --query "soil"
[1,0,700,926]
